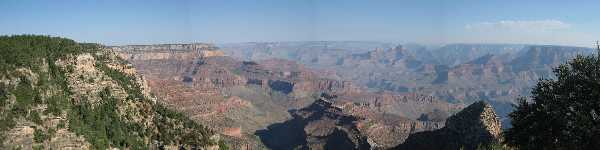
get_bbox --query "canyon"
[3,37,587,149]
[220,42,594,128]
[114,43,464,149]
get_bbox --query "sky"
[0,0,598,47]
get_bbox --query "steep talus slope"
[395,101,502,150]
[0,36,220,149]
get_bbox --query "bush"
[219,140,229,150]
[33,128,47,143]
[29,111,42,124]
[0,85,7,108]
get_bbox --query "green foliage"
[28,111,42,124]
[0,113,14,147]
[33,128,48,143]
[0,35,217,149]
[0,84,7,108]
[44,56,73,116]
[67,88,147,149]
[0,35,87,136]
[505,54,600,149]
[56,120,65,129]
[95,61,144,101]
[65,60,215,149]
[12,77,35,117]
[153,103,214,146]
[476,142,506,150]
[45,95,68,116]
[218,140,229,150]
[47,128,56,137]
[0,35,90,74]
[0,35,87,147]
[33,145,44,150]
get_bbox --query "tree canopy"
[505,52,600,149]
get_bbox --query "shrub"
[33,129,47,143]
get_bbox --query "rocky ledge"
[255,95,370,150]
[394,101,502,150]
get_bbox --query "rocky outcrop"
[332,92,464,119]
[200,50,225,58]
[329,92,455,149]
[0,36,219,150]
[359,119,444,149]
[395,101,502,150]
[255,96,370,150]
[254,92,454,150]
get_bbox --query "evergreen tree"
[505,45,600,149]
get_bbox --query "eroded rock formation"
[395,101,502,150]
[255,96,370,150]
[114,43,463,149]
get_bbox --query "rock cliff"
[395,101,502,150]
[0,36,220,149]
[255,95,371,150]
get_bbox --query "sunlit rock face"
[255,96,371,150]
[395,101,502,150]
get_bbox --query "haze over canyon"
[2,1,600,149]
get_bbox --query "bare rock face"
[361,120,445,149]
[200,50,225,58]
[445,101,502,144]
[333,92,454,149]
[254,92,454,150]
[395,101,502,150]
[255,96,371,150]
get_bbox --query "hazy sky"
[0,0,598,47]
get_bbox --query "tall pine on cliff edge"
[505,43,600,149]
